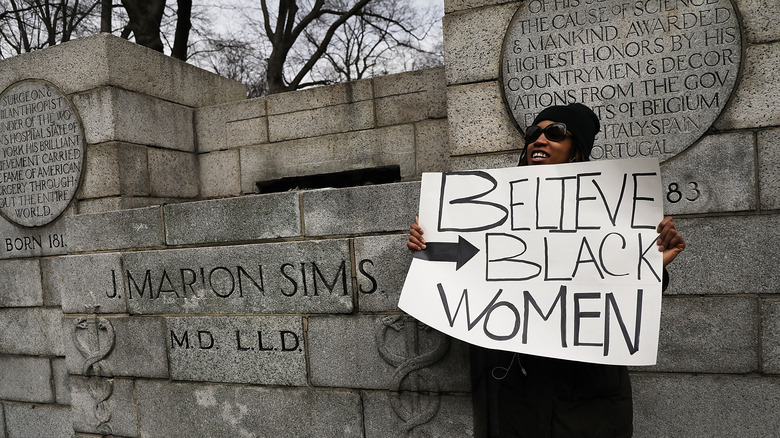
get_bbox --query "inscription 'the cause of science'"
[501,0,741,162]
[0,80,84,227]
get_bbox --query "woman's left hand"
[657,216,685,267]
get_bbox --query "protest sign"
[398,158,664,365]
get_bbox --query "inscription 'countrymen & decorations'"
[501,0,741,162]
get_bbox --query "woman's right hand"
[407,216,426,252]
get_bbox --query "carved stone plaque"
[0,80,85,227]
[501,0,741,162]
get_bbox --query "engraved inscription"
[166,316,307,386]
[501,0,741,162]
[0,80,84,227]
[3,232,66,253]
[666,181,701,203]
[112,261,349,300]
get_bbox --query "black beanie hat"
[531,103,600,158]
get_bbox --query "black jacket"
[473,270,669,438]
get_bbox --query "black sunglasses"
[525,122,568,144]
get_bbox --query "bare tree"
[120,0,165,52]
[0,0,101,58]
[100,0,111,32]
[0,0,444,97]
[304,0,441,84]
[170,0,191,60]
[198,36,268,97]
[260,0,374,94]
[234,0,442,94]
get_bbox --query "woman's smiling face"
[525,120,574,165]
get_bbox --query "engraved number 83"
[667,182,701,203]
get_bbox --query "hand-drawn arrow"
[413,236,480,270]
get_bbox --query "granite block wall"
[439,0,780,435]
[1,0,780,435]
[51,184,472,437]
[195,67,450,197]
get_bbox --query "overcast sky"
[203,0,444,43]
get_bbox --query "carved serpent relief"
[376,315,450,434]
[73,304,116,434]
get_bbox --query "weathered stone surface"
[442,3,517,84]
[52,357,70,405]
[0,404,5,438]
[196,98,267,153]
[450,151,522,171]
[757,127,780,211]
[0,308,64,356]
[66,206,164,252]
[267,79,373,115]
[444,0,510,14]
[198,150,241,198]
[0,210,70,259]
[415,119,451,174]
[660,132,756,215]
[737,0,780,43]
[81,143,122,198]
[375,68,447,126]
[122,240,353,314]
[447,81,524,156]
[76,196,179,215]
[632,375,780,437]
[3,403,72,438]
[71,376,136,436]
[308,315,471,391]
[76,197,123,214]
[716,42,780,130]
[80,143,149,198]
[0,259,42,307]
[374,67,445,98]
[240,125,416,192]
[503,0,740,163]
[93,34,245,107]
[761,299,780,374]
[0,34,243,107]
[354,235,413,312]
[641,297,758,373]
[376,93,441,127]
[269,100,375,142]
[167,316,306,386]
[42,253,126,314]
[302,182,420,236]
[664,215,780,295]
[363,391,474,438]
[0,355,53,403]
[148,148,198,198]
[0,81,85,228]
[72,86,194,151]
[163,192,301,245]
[63,316,168,378]
[136,380,363,437]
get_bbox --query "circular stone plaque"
[0,80,85,227]
[501,0,741,162]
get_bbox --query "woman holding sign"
[407,103,685,438]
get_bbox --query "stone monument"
[501,0,741,162]
[0,0,779,436]
[0,80,85,227]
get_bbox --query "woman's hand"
[657,216,685,267]
[407,216,426,252]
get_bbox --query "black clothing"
[487,351,633,438]
[473,270,669,438]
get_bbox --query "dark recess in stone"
[256,165,401,193]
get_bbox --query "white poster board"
[398,158,664,365]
